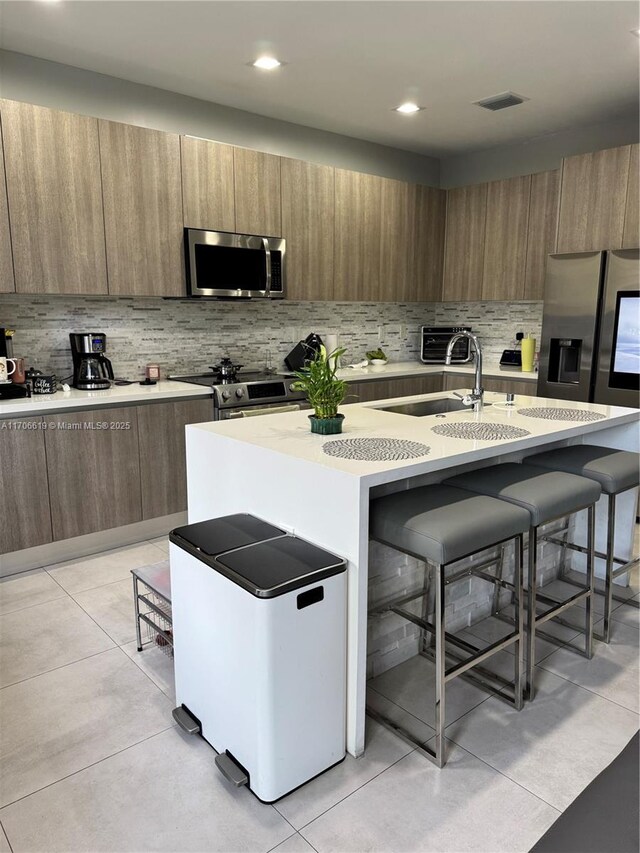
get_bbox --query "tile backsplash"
[0,295,542,380]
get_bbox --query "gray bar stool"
[444,463,601,700]
[369,484,530,767]
[524,445,639,642]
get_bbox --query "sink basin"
[377,397,478,417]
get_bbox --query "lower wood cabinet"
[44,407,143,540]
[443,373,537,396]
[137,398,212,519]
[0,419,52,554]
[348,375,442,403]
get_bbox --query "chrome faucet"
[445,331,484,412]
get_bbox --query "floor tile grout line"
[0,724,176,812]
[291,748,417,836]
[0,645,118,692]
[0,819,14,853]
[435,732,564,815]
[367,683,437,740]
[0,590,69,618]
[535,660,640,714]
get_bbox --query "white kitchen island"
[184,390,639,758]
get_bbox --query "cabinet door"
[443,373,474,391]
[444,373,536,395]
[443,184,487,301]
[137,398,212,519]
[181,136,235,231]
[622,143,639,249]
[44,408,142,540]
[99,120,184,296]
[334,169,383,301]
[281,158,334,300]
[379,178,411,302]
[482,176,531,301]
[524,170,560,300]
[0,419,52,554]
[234,148,281,236]
[557,146,631,252]
[410,184,446,302]
[1,100,107,295]
[0,120,14,293]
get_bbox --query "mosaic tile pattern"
[0,294,543,382]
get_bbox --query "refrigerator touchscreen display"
[609,291,640,389]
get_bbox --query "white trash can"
[170,514,347,803]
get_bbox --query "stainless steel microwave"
[185,229,286,299]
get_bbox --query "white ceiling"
[0,0,638,157]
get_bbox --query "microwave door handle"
[261,238,272,296]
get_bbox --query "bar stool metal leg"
[434,562,445,768]
[526,527,537,701]
[602,494,616,644]
[585,505,595,657]
[514,535,525,711]
[133,574,143,652]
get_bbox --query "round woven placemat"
[431,422,530,441]
[517,407,606,422]
[322,437,431,461]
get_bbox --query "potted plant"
[292,345,348,434]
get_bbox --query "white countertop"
[333,361,537,383]
[188,391,639,487]
[0,380,212,418]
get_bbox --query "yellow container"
[521,337,536,372]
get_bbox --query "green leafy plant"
[366,348,387,361]
[291,346,348,419]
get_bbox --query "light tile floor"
[0,536,637,852]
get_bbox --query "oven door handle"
[262,238,272,297]
[226,403,302,419]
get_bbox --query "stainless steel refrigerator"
[538,250,639,407]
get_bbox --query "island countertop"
[186,391,639,486]
[184,390,639,760]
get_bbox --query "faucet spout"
[445,331,484,411]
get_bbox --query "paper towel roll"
[324,334,341,366]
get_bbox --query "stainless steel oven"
[421,327,473,364]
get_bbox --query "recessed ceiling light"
[251,56,284,70]
[632,27,640,37]
[394,102,424,114]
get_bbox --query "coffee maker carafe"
[70,333,114,390]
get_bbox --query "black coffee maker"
[70,333,114,390]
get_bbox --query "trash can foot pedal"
[216,753,249,788]
[172,706,200,735]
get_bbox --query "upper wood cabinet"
[523,169,560,300]
[0,418,52,554]
[334,169,383,301]
[379,178,411,302]
[181,136,235,231]
[622,143,639,249]
[557,145,631,253]
[99,120,184,296]
[443,183,487,301]
[0,121,14,293]
[482,176,531,301]
[410,184,446,302]
[234,148,281,236]
[281,158,334,300]
[1,100,107,295]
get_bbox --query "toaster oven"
[421,326,473,364]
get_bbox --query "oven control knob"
[221,390,231,401]
[235,388,245,399]
[288,383,297,393]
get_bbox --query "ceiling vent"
[474,91,529,111]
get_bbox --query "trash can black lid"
[215,536,346,598]
[169,514,285,558]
